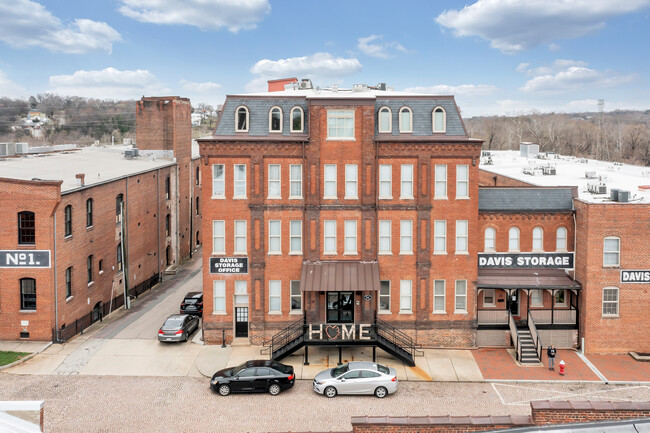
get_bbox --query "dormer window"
[236,106,249,132]
[399,107,412,133]
[433,106,446,133]
[291,107,303,132]
[269,106,282,132]
[378,107,391,133]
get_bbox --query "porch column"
[526,289,530,323]
[551,289,555,325]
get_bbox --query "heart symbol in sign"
[325,325,341,340]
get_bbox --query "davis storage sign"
[478,253,574,269]
[620,270,650,284]
[209,257,248,274]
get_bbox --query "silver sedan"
[313,361,398,398]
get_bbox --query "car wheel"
[324,386,337,398]
[218,384,230,396]
[268,383,281,396]
[374,386,388,398]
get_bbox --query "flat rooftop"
[0,145,176,193]
[480,150,650,204]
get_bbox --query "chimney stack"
[75,173,85,186]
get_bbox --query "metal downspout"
[53,213,58,341]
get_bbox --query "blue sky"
[0,0,648,117]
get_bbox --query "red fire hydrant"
[559,360,566,376]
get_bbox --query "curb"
[487,379,650,385]
[0,342,53,371]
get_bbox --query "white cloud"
[247,52,362,92]
[181,80,222,93]
[48,68,169,100]
[0,0,121,54]
[357,35,408,59]
[518,61,636,94]
[403,84,497,97]
[119,0,270,32]
[0,70,27,98]
[436,0,650,54]
[180,80,223,107]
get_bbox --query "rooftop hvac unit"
[0,143,7,157]
[542,165,556,175]
[520,143,539,158]
[124,148,140,158]
[585,171,598,179]
[6,143,16,155]
[610,188,619,201]
[299,79,313,89]
[587,182,607,194]
[376,82,387,91]
[618,190,630,203]
[15,142,28,154]
[353,84,368,92]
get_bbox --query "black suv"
[180,292,203,316]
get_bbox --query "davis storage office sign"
[621,270,650,283]
[209,257,248,274]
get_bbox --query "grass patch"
[0,351,30,366]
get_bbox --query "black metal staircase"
[517,329,540,364]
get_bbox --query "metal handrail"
[268,317,305,357]
[527,311,543,361]
[375,317,422,358]
[508,311,520,361]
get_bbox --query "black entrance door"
[326,292,354,323]
[235,307,248,337]
[508,290,519,316]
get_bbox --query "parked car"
[210,360,295,396]
[157,314,199,343]
[313,361,398,398]
[180,292,203,316]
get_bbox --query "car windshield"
[377,363,389,374]
[331,364,349,377]
[163,318,183,327]
[230,364,246,376]
[184,299,198,304]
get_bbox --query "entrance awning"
[300,261,380,292]
[476,269,581,290]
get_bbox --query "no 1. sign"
[0,250,51,268]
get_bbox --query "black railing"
[267,315,305,357]
[374,317,423,359]
[508,311,521,361]
[527,311,543,361]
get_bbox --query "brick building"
[0,96,202,341]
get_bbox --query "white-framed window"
[290,280,301,312]
[345,164,358,199]
[378,106,391,133]
[509,227,520,252]
[400,280,412,313]
[290,220,302,254]
[532,227,544,251]
[213,280,225,313]
[324,164,337,198]
[456,220,468,253]
[531,290,543,307]
[268,164,281,198]
[455,280,467,313]
[234,164,246,198]
[400,220,413,254]
[235,106,249,132]
[291,107,303,133]
[234,220,247,254]
[268,220,281,254]
[269,280,281,313]
[324,220,336,254]
[212,164,225,198]
[434,220,447,254]
[433,106,446,133]
[483,288,495,307]
[401,164,413,199]
[344,220,357,254]
[456,165,469,198]
[603,236,620,266]
[290,164,302,198]
[484,227,496,252]
[554,289,567,306]
[399,107,412,133]
[602,287,619,316]
[435,164,447,198]
[379,280,391,312]
[378,220,392,254]
[556,227,567,251]
[379,164,392,199]
[433,280,445,313]
[327,110,354,139]
[212,220,225,254]
[269,106,282,132]
[234,280,248,305]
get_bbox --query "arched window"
[116,243,123,271]
[64,205,72,237]
[196,197,200,216]
[532,227,544,251]
[508,227,520,251]
[18,211,35,245]
[556,227,567,251]
[165,176,170,199]
[116,194,123,224]
[291,107,303,132]
[433,106,446,133]
[236,106,249,132]
[603,236,620,266]
[378,106,391,133]
[269,106,282,132]
[20,278,36,310]
[86,198,93,227]
[484,227,496,252]
[399,107,412,133]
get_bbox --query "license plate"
[166,338,173,341]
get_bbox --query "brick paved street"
[1,373,649,433]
